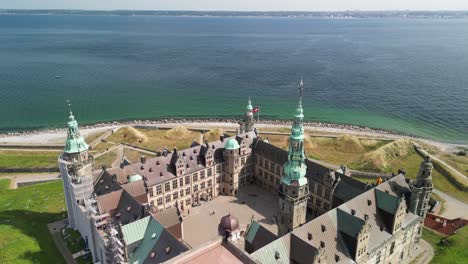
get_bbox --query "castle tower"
[240,97,255,134]
[409,155,434,241]
[59,105,93,229]
[277,79,309,236]
[223,138,241,195]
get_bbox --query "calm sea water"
[0,15,467,143]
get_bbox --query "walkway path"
[433,189,468,219]
[0,173,60,189]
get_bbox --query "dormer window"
[321,225,326,232]
[307,233,312,241]
[127,206,132,212]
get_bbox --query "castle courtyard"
[182,184,279,249]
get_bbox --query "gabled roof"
[122,215,152,246]
[251,174,418,264]
[123,215,188,264]
[96,189,123,214]
[94,170,123,196]
[93,132,256,188]
[113,190,149,225]
[375,189,400,215]
[244,221,277,253]
[336,208,364,238]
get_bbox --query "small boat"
[55,75,61,79]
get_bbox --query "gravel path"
[433,189,468,219]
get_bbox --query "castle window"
[216,176,221,183]
[149,188,154,197]
[165,195,171,203]
[193,184,198,192]
[216,165,221,173]
[179,178,184,187]
[157,197,163,206]
[193,173,198,182]
[185,198,191,205]
[173,192,178,200]
[335,255,340,262]
[390,242,395,254]
[185,187,191,195]
[165,182,171,192]
[172,180,178,189]
[208,179,213,187]
[180,190,184,197]
[201,182,206,190]
[307,233,312,241]
[367,199,372,206]
[200,170,206,179]
[156,185,162,195]
[207,168,213,177]
[185,175,190,185]
[351,209,356,215]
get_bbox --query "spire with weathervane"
[282,78,307,186]
[277,79,309,236]
[64,101,89,160]
[240,97,255,134]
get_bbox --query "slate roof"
[94,170,123,196]
[96,189,123,214]
[93,131,256,188]
[113,190,149,225]
[251,174,419,264]
[122,180,147,198]
[122,216,188,264]
[332,174,369,207]
[244,221,277,253]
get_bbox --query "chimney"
[173,147,178,155]
[220,135,224,142]
[101,165,107,171]
[205,140,209,148]
[141,156,146,164]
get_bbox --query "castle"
[59,80,433,263]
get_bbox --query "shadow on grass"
[0,210,67,264]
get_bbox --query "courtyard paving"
[182,184,279,249]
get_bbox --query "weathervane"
[299,77,304,100]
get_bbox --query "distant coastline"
[2,9,468,19]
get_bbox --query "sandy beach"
[0,119,466,153]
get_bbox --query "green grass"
[63,227,86,254]
[423,227,468,264]
[93,149,119,169]
[0,179,66,263]
[0,150,60,169]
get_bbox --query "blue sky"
[1,0,467,11]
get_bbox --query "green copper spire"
[282,79,307,186]
[246,97,253,111]
[64,102,89,154]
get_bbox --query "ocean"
[0,15,467,143]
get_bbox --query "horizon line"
[2,8,468,12]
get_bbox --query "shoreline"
[0,118,466,153]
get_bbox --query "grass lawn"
[423,227,468,264]
[103,126,201,152]
[93,149,119,169]
[263,133,468,203]
[0,150,60,169]
[0,179,66,263]
[123,148,156,163]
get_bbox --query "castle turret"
[277,79,309,236]
[223,138,241,195]
[240,97,255,134]
[409,155,433,241]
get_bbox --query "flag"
[252,106,259,113]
